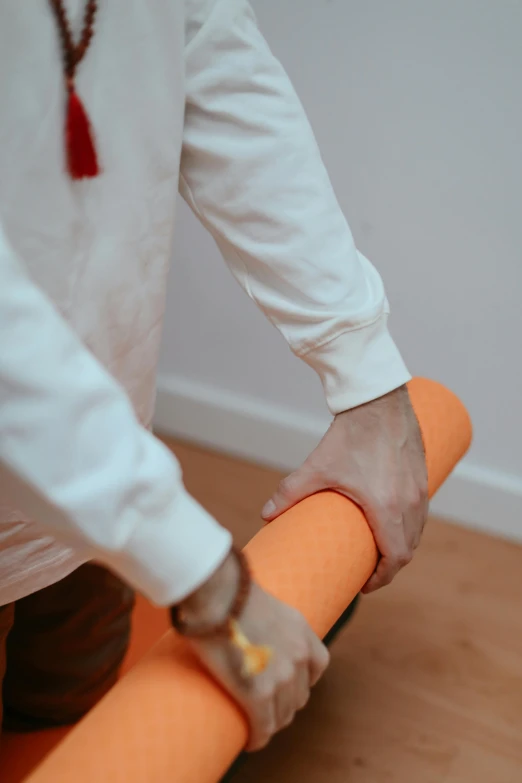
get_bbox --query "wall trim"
[155,373,522,544]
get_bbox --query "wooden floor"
[3,438,522,782]
[174,438,522,783]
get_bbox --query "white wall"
[156,0,522,540]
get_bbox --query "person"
[0,0,427,753]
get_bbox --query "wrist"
[172,546,254,636]
[336,383,409,419]
[173,548,274,677]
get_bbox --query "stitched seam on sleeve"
[294,312,388,358]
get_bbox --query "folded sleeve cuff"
[104,491,233,607]
[300,314,412,415]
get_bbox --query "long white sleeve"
[181,0,410,413]
[0,227,231,606]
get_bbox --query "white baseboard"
[155,373,522,544]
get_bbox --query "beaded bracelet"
[170,547,273,677]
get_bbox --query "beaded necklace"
[49,0,100,179]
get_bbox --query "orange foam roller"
[25,377,471,783]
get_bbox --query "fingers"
[189,586,329,755]
[245,664,308,751]
[246,636,327,751]
[261,466,324,521]
[362,553,403,594]
[362,473,428,593]
[295,659,312,709]
[274,661,308,729]
[245,689,276,752]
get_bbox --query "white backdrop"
[156,0,522,540]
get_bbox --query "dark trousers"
[0,564,134,733]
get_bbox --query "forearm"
[182,0,410,412]
[0,226,231,605]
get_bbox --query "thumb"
[261,466,323,522]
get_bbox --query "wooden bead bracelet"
[170,547,273,678]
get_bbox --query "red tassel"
[65,86,99,179]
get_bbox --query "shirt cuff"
[300,314,412,415]
[104,491,233,607]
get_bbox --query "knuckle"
[375,490,401,519]
[282,711,296,729]
[407,487,422,509]
[394,546,413,568]
[251,732,271,752]
[298,690,311,711]
[320,645,331,670]
[414,477,426,498]
[312,638,329,668]
[408,481,428,512]
[277,663,295,688]
[246,707,276,751]
[376,571,394,589]
[255,681,276,702]
[293,643,310,667]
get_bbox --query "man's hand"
[181,551,329,751]
[261,385,428,593]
